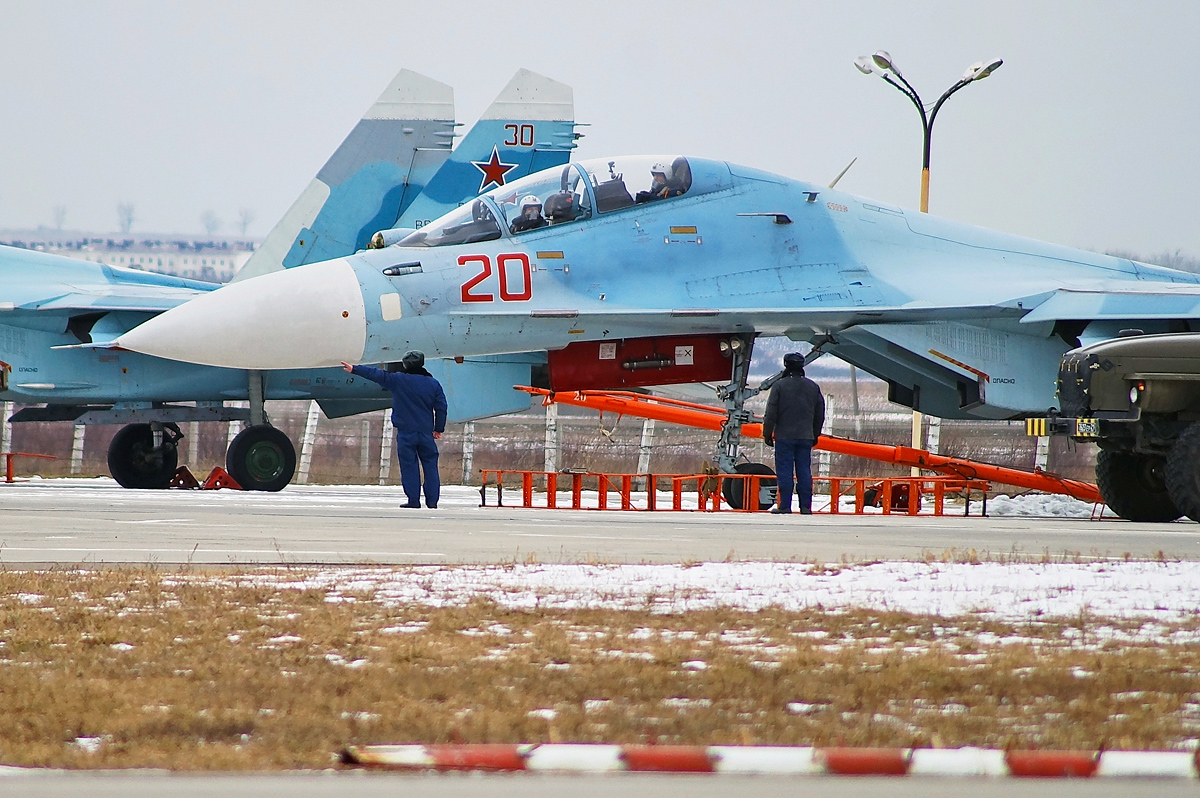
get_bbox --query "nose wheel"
[226,424,296,492]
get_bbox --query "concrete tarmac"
[2,773,1198,798]
[0,479,1195,565]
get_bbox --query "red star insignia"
[471,145,518,193]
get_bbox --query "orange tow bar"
[517,387,1102,505]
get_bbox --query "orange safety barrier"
[479,469,990,515]
[517,386,1102,504]
[1,451,56,483]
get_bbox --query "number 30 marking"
[504,124,535,147]
[459,253,532,303]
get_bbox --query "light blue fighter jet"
[0,69,578,490]
[115,152,1200,519]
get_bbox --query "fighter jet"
[1,69,577,490]
[113,153,1200,518]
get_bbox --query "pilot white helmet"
[651,162,673,182]
[520,195,542,214]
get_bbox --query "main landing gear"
[107,422,182,489]
[105,370,297,491]
[714,335,775,510]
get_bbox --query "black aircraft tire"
[227,424,296,492]
[107,423,178,490]
[1165,424,1200,523]
[722,462,777,510]
[1095,449,1181,523]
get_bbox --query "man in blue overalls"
[342,351,447,508]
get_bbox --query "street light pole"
[854,51,1002,471]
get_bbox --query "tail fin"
[393,69,576,230]
[233,70,455,283]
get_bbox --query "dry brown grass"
[0,566,1197,770]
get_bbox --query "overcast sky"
[1,1,1197,257]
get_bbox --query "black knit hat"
[783,352,805,374]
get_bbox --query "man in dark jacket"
[342,351,448,509]
[762,352,826,514]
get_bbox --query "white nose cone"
[116,258,367,369]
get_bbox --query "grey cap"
[401,350,425,370]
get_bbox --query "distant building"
[0,229,259,283]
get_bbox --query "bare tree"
[116,203,135,234]
[237,208,256,236]
[200,210,222,235]
[52,205,67,231]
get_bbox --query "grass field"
[2,565,1198,770]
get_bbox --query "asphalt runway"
[2,773,1197,798]
[1,479,1195,565]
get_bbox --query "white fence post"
[543,403,559,474]
[817,395,834,479]
[461,421,476,485]
[226,401,244,450]
[70,424,86,475]
[1,401,12,453]
[927,416,942,455]
[359,416,372,477]
[1035,435,1050,471]
[187,420,200,465]
[378,411,393,485]
[636,418,656,490]
[297,400,320,485]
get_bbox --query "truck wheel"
[107,423,178,489]
[722,462,776,510]
[227,425,296,492]
[1095,449,1181,522]
[1166,424,1200,522]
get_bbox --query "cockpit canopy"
[396,156,711,247]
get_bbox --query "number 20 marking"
[459,253,532,303]
[504,124,535,147]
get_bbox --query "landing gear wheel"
[227,424,296,492]
[1166,423,1200,522]
[722,462,776,510]
[1095,449,1181,522]
[107,423,178,489]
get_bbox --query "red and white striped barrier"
[342,744,1200,778]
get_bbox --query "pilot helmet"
[651,162,673,183]
[401,350,426,371]
[783,352,805,373]
[520,195,543,215]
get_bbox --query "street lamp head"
[965,59,1003,81]
[975,58,1003,80]
[872,50,899,75]
[854,55,875,75]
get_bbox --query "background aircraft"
[0,69,577,490]
[115,153,1200,520]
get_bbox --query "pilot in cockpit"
[510,195,548,234]
[635,162,685,203]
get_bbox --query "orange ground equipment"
[517,386,1102,505]
[479,468,990,516]
[1,451,56,483]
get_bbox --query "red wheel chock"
[169,466,201,489]
[169,466,243,490]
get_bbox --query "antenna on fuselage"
[827,157,857,189]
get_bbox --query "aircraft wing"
[1,248,215,316]
[450,302,1022,343]
[1017,285,1200,324]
